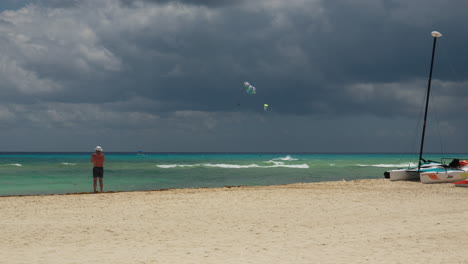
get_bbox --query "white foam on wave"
[157,162,309,169]
[276,163,309,169]
[205,163,260,168]
[157,164,182,168]
[356,163,417,168]
[2,163,23,167]
[157,164,204,168]
[271,155,298,161]
[265,160,309,168]
[61,162,77,166]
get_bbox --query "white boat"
[384,31,444,181]
[420,159,468,184]
[414,32,468,184]
[384,161,444,181]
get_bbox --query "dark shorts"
[93,167,104,178]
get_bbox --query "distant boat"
[137,151,145,155]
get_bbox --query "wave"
[157,162,309,169]
[356,163,417,168]
[61,163,77,166]
[271,155,298,161]
[157,164,206,168]
[0,163,23,167]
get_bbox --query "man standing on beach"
[91,146,105,193]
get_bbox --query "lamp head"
[431,31,442,38]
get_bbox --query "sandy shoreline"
[1,179,468,264]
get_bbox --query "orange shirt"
[91,153,105,167]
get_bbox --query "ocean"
[1,152,466,196]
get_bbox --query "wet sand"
[1,179,467,264]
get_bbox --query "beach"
[1,179,467,264]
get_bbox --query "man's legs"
[99,177,104,192]
[93,177,98,193]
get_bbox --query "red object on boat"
[453,180,468,187]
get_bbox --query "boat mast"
[418,31,443,172]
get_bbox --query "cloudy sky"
[0,0,467,152]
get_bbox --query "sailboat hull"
[420,169,468,184]
[454,180,468,187]
[385,162,443,181]
[387,169,420,181]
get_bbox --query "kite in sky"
[243,81,256,95]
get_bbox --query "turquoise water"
[1,153,467,196]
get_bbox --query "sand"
[1,179,468,264]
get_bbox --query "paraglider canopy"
[264,104,269,111]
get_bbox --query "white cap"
[95,146,103,152]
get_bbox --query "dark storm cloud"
[126,0,468,119]
[0,1,28,11]
[36,0,80,7]
[0,0,468,152]
[98,1,331,115]
[5,0,468,116]
[119,0,241,7]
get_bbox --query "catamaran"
[385,31,468,183]
[384,31,449,181]
[420,159,468,184]
[384,160,443,181]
